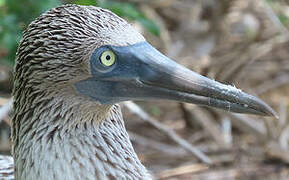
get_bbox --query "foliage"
[266,0,289,26]
[74,0,160,36]
[0,0,159,65]
[0,0,61,65]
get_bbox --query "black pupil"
[106,55,111,61]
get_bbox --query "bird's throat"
[12,92,150,179]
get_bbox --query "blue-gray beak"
[75,42,277,117]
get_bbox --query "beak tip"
[273,114,279,119]
[238,92,278,118]
[266,108,279,119]
[257,100,278,119]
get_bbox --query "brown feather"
[9,4,149,180]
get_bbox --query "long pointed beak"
[134,43,276,117]
[75,42,277,117]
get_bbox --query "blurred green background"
[0,0,159,66]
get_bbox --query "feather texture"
[2,4,150,180]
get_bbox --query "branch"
[124,101,213,164]
[128,131,187,156]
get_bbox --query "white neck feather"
[13,92,150,180]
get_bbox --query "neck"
[12,90,150,179]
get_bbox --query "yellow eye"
[100,50,116,67]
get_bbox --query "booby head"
[16,4,276,118]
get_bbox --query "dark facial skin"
[75,42,277,117]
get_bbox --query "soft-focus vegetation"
[74,0,160,35]
[0,0,61,65]
[0,0,159,65]
[266,0,289,26]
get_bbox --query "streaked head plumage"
[15,5,144,88]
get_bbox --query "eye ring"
[100,50,116,67]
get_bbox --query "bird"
[0,4,277,180]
